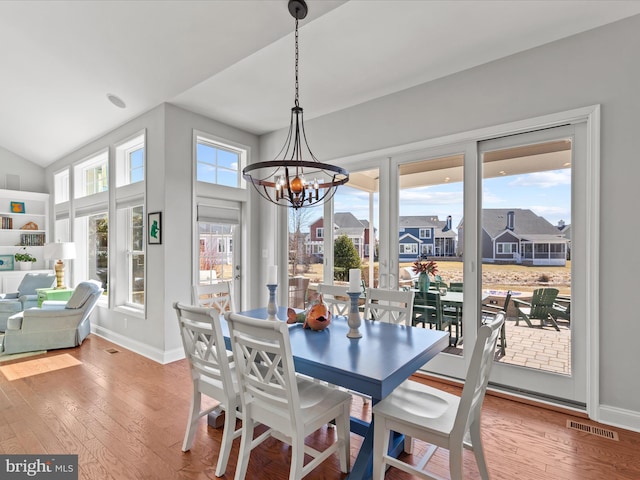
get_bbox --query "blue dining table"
[223,306,448,480]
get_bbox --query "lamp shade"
[44,242,76,260]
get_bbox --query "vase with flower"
[412,259,438,292]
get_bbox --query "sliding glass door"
[478,124,586,404]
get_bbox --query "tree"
[334,234,361,281]
[288,207,314,275]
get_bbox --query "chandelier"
[242,0,349,210]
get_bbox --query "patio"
[444,317,571,375]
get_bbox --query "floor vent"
[566,419,619,440]
[105,348,119,354]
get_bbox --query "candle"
[349,268,361,293]
[267,265,278,285]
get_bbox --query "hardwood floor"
[1,335,639,479]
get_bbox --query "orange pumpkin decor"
[286,294,331,331]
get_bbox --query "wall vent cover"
[566,419,619,441]
[105,348,119,354]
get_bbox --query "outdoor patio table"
[223,306,448,480]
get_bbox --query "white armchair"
[1,281,103,355]
[0,272,56,331]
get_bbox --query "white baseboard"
[92,325,184,364]
[597,404,640,434]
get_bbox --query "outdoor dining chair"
[173,302,241,478]
[412,290,459,346]
[226,312,352,480]
[372,313,505,480]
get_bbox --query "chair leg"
[234,416,255,480]
[182,387,201,452]
[335,403,351,473]
[469,420,490,480]
[289,433,305,480]
[214,406,237,477]
[448,445,464,480]
[373,416,390,480]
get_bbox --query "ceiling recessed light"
[499,170,506,175]
[563,162,571,167]
[106,93,126,109]
[444,177,450,182]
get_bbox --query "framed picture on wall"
[10,201,25,213]
[147,212,162,245]
[0,255,14,271]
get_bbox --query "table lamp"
[44,242,76,289]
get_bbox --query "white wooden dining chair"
[372,313,505,480]
[317,283,351,316]
[226,312,352,480]
[173,302,241,478]
[364,287,415,326]
[192,281,236,314]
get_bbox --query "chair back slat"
[365,288,414,325]
[192,282,235,314]
[317,283,350,317]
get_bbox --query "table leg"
[348,404,404,480]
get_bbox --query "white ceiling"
[2,0,640,168]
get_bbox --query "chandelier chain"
[294,16,299,107]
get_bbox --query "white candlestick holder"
[346,291,362,338]
[266,284,279,321]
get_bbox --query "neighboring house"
[458,209,569,266]
[306,212,375,262]
[557,220,572,260]
[398,215,457,262]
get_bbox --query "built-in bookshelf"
[0,189,49,272]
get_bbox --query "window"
[75,151,108,198]
[74,212,108,295]
[316,227,324,238]
[399,243,418,255]
[127,205,145,306]
[497,242,518,254]
[54,169,70,204]
[116,132,145,186]
[419,228,431,239]
[196,136,242,187]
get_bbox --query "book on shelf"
[0,216,13,229]
[20,232,46,246]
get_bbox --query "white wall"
[45,103,260,363]
[0,145,46,192]
[259,15,640,424]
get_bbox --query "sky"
[300,168,571,234]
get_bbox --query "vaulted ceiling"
[2,0,639,167]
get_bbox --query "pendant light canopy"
[242,0,349,210]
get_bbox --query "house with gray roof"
[458,209,569,266]
[398,215,457,262]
